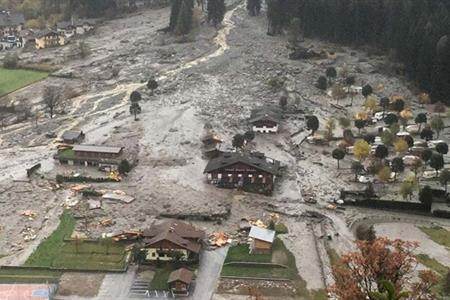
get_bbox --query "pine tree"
[175,0,194,35]
[169,0,182,31]
[247,0,261,16]
[207,0,225,27]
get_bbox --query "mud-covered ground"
[1,0,450,298]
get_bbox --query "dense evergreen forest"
[267,0,450,104]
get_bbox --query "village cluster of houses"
[135,219,277,296]
[0,10,96,51]
[202,105,283,194]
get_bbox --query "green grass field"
[149,267,173,290]
[419,226,450,249]
[25,211,128,271]
[0,268,61,284]
[221,239,298,279]
[0,68,48,97]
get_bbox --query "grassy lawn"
[311,289,328,300]
[25,211,75,267]
[327,248,344,269]
[149,267,173,290]
[274,223,289,234]
[419,226,450,249]
[0,268,61,283]
[57,149,76,160]
[416,254,450,297]
[416,254,448,276]
[221,238,298,279]
[0,68,48,97]
[224,244,272,263]
[25,211,127,271]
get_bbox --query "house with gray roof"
[55,144,124,171]
[56,19,96,37]
[248,106,282,133]
[203,151,280,194]
[61,130,85,144]
[0,11,25,35]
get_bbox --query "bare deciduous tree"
[43,86,63,119]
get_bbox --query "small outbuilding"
[61,130,85,144]
[248,226,276,254]
[167,268,193,296]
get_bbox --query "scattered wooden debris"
[102,192,135,204]
[98,219,114,227]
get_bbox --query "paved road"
[192,247,228,300]
[95,265,138,300]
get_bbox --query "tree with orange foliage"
[329,238,438,300]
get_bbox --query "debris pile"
[21,210,36,220]
[111,230,143,241]
[208,232,232,247]
[21,226,36,241]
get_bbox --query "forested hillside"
[0,0,141,19]
[267,0,450,103]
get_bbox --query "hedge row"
[56,175,118,183]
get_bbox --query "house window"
[218,173,222,179]
[152,252,156,257]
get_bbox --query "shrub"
[76,41,91,59]
[267,76,285,91]
[81,189,103,197]
[56,175,118,183]
[118,159,131,174]
[3,53,19,69]
[274,223,289,234]
[355,224,376,241]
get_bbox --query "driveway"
[95,265,138,300]
[192,247,228,300]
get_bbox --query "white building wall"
[253,125,278,133]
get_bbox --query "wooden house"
[168,268,193,296]
[142,220,204,262]
[248,106,282,133]
[55,145,123,171]
[35,29,65,49]
[248,226,275,254]
[203,152,280,193]
[61,130,85,144]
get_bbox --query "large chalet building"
[35,29,66,49]
[204,151,281,194]
[55,144,124,171]
[142,220,205,262]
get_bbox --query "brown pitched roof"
[143,220,204,239]
[203,152,281,175]
[168,268,193,284]
[143,220,204,253]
